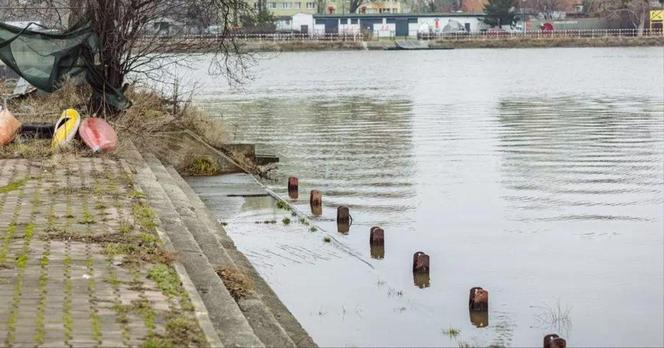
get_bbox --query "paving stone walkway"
[0,156,207,347]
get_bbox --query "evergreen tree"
[483,0,516,27]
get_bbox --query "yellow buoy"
[52,108,81,148]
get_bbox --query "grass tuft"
[0,178,28,194]
[443,327,461,338]
[183,157,221,176]
[147,264,184,298]
[216,267,254,301]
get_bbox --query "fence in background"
[157,28,664,42]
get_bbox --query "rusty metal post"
[468,287,489,312]
[369,226,384,259]
[544,334,566,348]
[310,190,322,216]
[369,226,384,245]
[310,190,322,206]
[337,206,350,224]
[288,176,298,199]
[412,251,429,274]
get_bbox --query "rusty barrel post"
[310,190,322,216]
[544,334,566,348]
[337,206,350,224]
[310,190,322,206]
[412,251,429,274]
[468,287,489,312]
[288,176,298,199]
[337,207,350,233]
[370,227,385,259]
[370,226,384,245]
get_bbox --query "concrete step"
[167,166,318,348]
[145,154,299,348]
[128,149,264,348]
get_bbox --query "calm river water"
[187,47,664,347]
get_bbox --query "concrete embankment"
[0,155,221,347]
[125,143,317,347]
[0,144,315,347]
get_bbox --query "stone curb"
[146,154,297,348]
[165,167,318,348]
[121,159,224,348]
[124,147,264,348]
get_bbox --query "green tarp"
[0,21,130,110]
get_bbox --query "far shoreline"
[241,36,664,52]
[156,35,664,53]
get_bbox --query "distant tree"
[240,8,275,33]
[581,0,595,15]
[349,0,364,13]
[414,0,464,13]
[594,0,663,34]
[483,0,517,26]
[529,0,562,19]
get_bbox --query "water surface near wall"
[186,48,664,347]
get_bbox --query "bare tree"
[413,0,463,13]
[349,0,364,13]
[529,0,562,19]
[594,0,662,34]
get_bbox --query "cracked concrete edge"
[118,158,224,348]
[165,166,318,348]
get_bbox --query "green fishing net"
[0,20,131,110]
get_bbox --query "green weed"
[0,178,28,194]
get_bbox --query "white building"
[276,13,324,35]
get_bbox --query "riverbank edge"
[121,142,318,347]
[237,36,664,52]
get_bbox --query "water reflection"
[413,272,430,289]
[370,244,384,259]
[207,96,417,218]
[191,49,664,347]
[497,97,664,224]
[337,221,350,234]
[469,310,489,328]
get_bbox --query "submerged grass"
[443,327,461,338]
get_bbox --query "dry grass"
[113,87,232,159]
[1,79,260,178]
[4,79,91,124]
[0,80,238,171]
[216,267,254,301]
[0,138,53,159]
[182,157,222,176]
